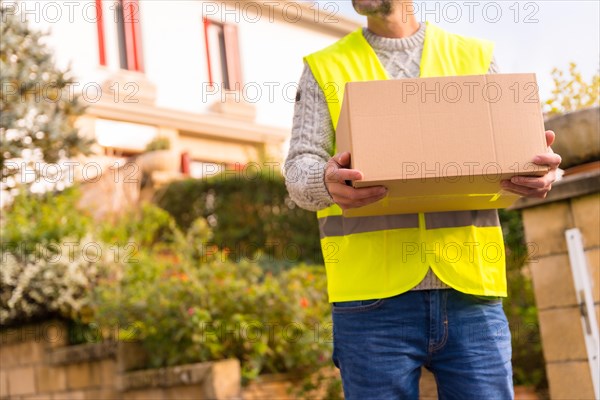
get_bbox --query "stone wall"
[0,321,240,400]
[0,319,447,400]
[515,169,600,399]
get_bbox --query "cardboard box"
[336,73,549,217]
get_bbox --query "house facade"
[9,0,357,179]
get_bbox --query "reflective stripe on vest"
[319,210,500,239]
[304,22,507,302]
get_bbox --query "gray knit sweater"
[284,23,499,290]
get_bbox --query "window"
[203,17,242,90]
[95,0,144,72]
[116,0,144,72]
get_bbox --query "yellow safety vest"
[304,22,506,302]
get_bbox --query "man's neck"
[366,13,420,38]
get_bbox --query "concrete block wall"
[519,175,600,400]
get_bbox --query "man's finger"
[501,181,549,198]
[326,166,364,183]
[545,130,556,147]
[509,173,555,189]
[331,152,352,168]
[533,153,561,168]
[337,152,352,168]
[329,183,387,201]
[337,190,389,210]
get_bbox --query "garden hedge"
[154,172,323,266]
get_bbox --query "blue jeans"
[332,289,513,400]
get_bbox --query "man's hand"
[501,130,562,199]
[325,152,387,210]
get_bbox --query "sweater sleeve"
[283,63,336,212]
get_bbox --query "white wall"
[236,9,340,128]
[12,0,108,85]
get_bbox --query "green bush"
[98,202,185,251]
[92,208,334,383]
[92,251,332,382]
[1,187,92,256]
[1,188,105,325]
[0,189,183,327]
[144,136,171,152]
[154,172,323,266]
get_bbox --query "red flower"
[178,273,189,282]
[300,297,309,308]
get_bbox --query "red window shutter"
[223,24,242,88]
[122,0,144,72]
[203,17,214,88]
[95,0,106,66]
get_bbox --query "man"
[284,0,561,398]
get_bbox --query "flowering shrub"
[92,248,333,382]
[0,189,177,327]
[0,236,106,325]
[1,188,92,256]
[1,189,100,325]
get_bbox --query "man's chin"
[351,0,394,17]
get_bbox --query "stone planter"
[136,150,180,174]
[545,107,600,170]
